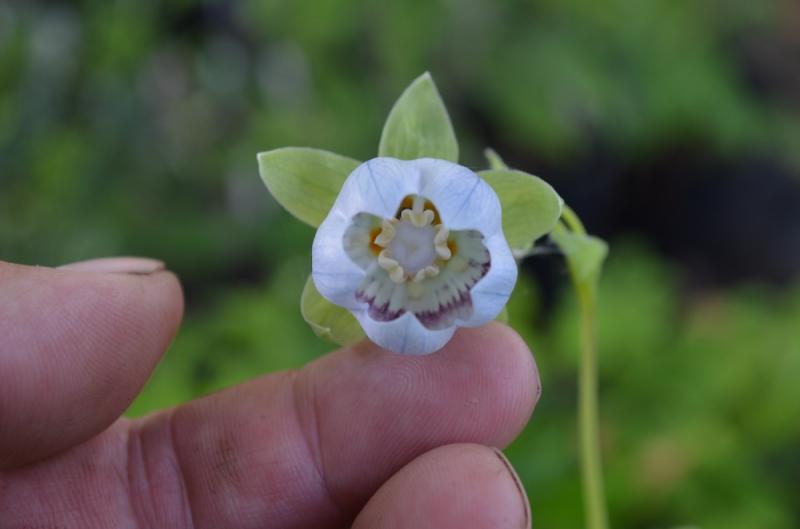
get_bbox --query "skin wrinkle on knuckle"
[162,412,197,529]
[124,422,152,526]
[118,415,195,529]
[290,367,347,519]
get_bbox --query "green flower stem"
[559,205,609,529]
[575,276,608,529]
[561,204,586,234]
[480,147,608,527]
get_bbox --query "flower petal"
[461,231,518,327]
[355,263,407,322]
[406,228,490,330]
[415,158,503,234]
[343,213,382,270]
[354,310,456,355]
[332,158,420,220]
[312,210,366,310]
[312,155,517,355]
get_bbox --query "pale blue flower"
[312,157,517,354]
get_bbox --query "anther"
[374,218,397,247]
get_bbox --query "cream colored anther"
[378,250,406,283]
[434,225,451,260]
[412,265,440,283]
[400,208,434,228]
[375,196,454,285]
[373,218,397,247]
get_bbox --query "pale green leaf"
[550,222,609,285]
[301,275,366,346]
[378,72,459,162]
[484,148,509,170]
[495,306,509,324]
[258,147,360,227]
[478,169,564,254]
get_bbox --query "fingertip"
[139,270,185,342]
[302,321,539,510]
[353,443,531,529]
[0,262,185,468]
[435,323,541,440]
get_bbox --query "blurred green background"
[2,1,800,527]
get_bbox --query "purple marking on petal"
[415,290,473,330]
[355,290,406,322]
[352,224,493,331]
[412,248,491,331]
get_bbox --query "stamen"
[369,195,457,285]
[424,200,442,225]
[447,239,458,256]
[434,225,451,260]
[412,265,440,283]
[412,195,426,212]
[388,267,405,283]
[373,218,397,247]
[377,250,398,269]
[400,208,434,228]
[378,250,406,283]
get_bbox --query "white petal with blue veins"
[333,158,418,219]
[461,231,517,327]
[312,156,517,354]
[415,158,502,234]
[355,310,456,355]
[312,210,365,310]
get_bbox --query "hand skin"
[0,257,539,529]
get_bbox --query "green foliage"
[484,148,509,171]
[505,243,800,529]
[3,1,800,527]
[301,274,366,345]
[258,147,360,228]
[550,222,609,286]
[378,72,459,162]
[479,168,563,254]
[495,306,509,324]
[128,258,332,415]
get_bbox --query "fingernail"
[58,257,166,275]
[492,447,531,529]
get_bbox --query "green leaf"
[378,72,459,162]
[484,148,509,170]
[495,306,509,324]
[258,147,360,227]
[478,168,564,254]
[550,222,609,285]
[301,275,366,346]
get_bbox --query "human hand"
[0,257,539,528]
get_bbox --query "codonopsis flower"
[312,157,516,354]
[258,72,565,355]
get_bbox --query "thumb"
[0,258,183,469]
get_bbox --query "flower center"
[389,221,436,275]
[373,196,452,284]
